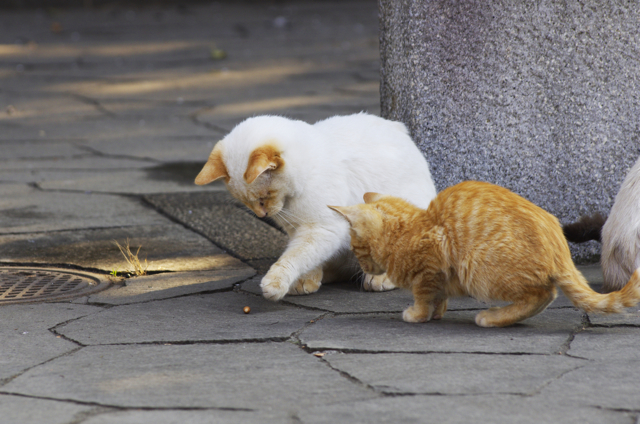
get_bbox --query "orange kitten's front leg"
[431,298,448,320]
[402,274,446,323]
[402,293,444,323]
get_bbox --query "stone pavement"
[0,2,639,423]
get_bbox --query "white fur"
[213,113,437,300]
[601,155,640,291]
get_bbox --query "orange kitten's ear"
[244,144,285,184]
[328,205,358,226]
[363,192,385,203]
[195,144,228,185]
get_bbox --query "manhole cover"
[0,267,111,305]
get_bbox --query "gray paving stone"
[0,117,214,143]
[0,394,92,424]
[0,225,232,272]
[0,139,87,159]
[32,169,224,194]
[588,308,640,326]
[0,185,168,233]
[0,92,102,125]
[95,98,215,119]
[568,327,640,361]
[0,156,156,171]
[324,352,581,395]
[58,291,321,345]
[85,268,255,305]
[298,394,631,424]
[145,192,288,261]
[3,343,376,409]
[83,136,222,162]
[300,309,585,354]
[0,303,101,380]
[539,360,640,411]
[82,410,292,424]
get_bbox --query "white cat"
[601,155,640,292]
[195,113,437,301]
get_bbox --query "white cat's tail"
[555,267,640,314]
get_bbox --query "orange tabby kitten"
[329,181,640,327]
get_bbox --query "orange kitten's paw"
[402,306,430,323]
[363,274,397,292]
[288,268,323,296]
[260,274,289,301]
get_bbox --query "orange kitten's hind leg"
[288,267,323,295]
[475,288,557,327]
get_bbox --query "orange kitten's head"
[195,139,288,218]
[329,192,390,275]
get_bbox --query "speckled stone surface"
[379,0,640,261]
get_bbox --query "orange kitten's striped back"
[331,181,640,327]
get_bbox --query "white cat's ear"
[195,144,228,185]
[328,205,359,226]
[363,192,385,203]
[244,145,285,184]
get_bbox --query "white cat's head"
[195,116,296,218]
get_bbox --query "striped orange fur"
[330,181,640,327]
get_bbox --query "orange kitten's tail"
[556,268,640,314]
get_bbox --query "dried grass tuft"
[113,238,148,276]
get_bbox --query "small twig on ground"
[113,239,148,276]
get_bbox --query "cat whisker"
[275,212,296,230]
[275,208,306,229]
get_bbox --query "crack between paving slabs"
[556,312,590,358]
[74,144,163,164]
[59,405,118,424]
[0,346,84,388]
[318,363,590,399]
[0,391,256,413]
[189,107,230,135]
[83,273,257,308]
[95,336,292,347]
[317,355,380,395]
[589,405,640,416]
[49,314,107,348]
[524,363,588,398]
[286,312,390,401]
[589,322,640,328]
[70,93,118,119]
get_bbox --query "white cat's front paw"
[288,267,323,296]
[260,270,290,301]
[363,274,396,292]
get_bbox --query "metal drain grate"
[0,267,111,305]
